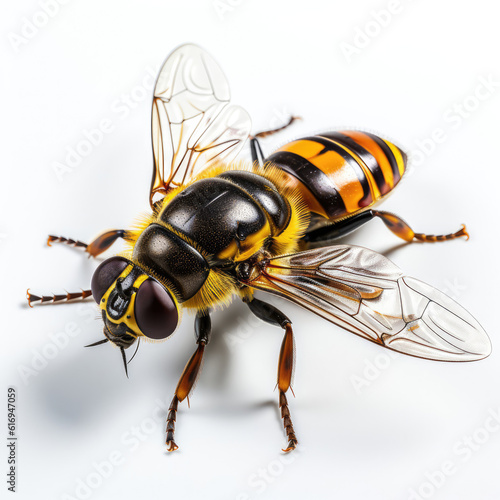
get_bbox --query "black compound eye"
[134,279,179,339]
[91,257,129,303]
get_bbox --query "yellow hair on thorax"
[122,211,154,254]
[183,268,238,312]
[122,160,310,312]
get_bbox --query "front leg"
[245,296,298,452]
[166,311,211,452]
[47,229,130,258]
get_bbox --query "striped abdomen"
[267,131,407,221]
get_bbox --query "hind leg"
[372,211,468,242]
[304,210,468,245]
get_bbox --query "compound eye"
[134,279,179,339]
[91,257,129,303]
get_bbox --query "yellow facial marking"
[99,265,149,337]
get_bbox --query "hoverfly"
[28,44,491,452]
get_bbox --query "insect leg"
[47,229,131,258]
[372,210,469,242]
[252,115,301,140]
[26,289,92,307]
[250,116,301,166]
[166,311,211,452]
[303,211,374,244]
[250,138,265,166]
[303,210,469,245]
[244,297,298,452]
[277,324,298,452]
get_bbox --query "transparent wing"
[150,44,252,206]
[242,246,491,361]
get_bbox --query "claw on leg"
[279,390,298,453]
[282,441,298,453]
[166,440,179,452]
[414,223,469,242]
[166,396,180,452]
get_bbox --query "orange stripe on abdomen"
[278,140,366,214]
[384,140,407,179]
[268,131,408,222]
[340,131,400,191]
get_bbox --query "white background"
[2,1,500,499]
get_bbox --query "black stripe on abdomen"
[267,150,347,218]
[320,132,389,195]
[302,135,373,207]
[364,132,401,183]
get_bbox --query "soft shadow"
[379,241,413,259]
[307,234,415,260]
[30,346,134,426]
[202,302,253,391]
[188,398,279,419]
